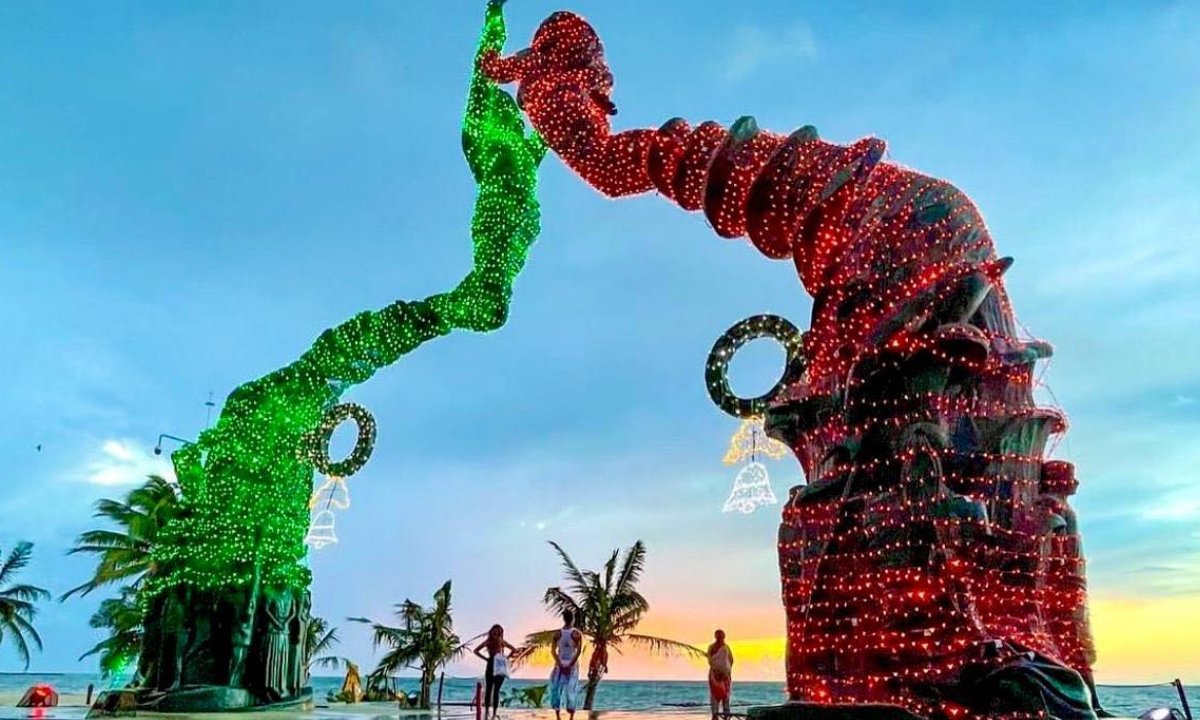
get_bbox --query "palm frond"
[0,542,34,584]
[16,610,45,645]
[452,631,487,661]
[0,542,46,670]
[623,634,705,658]
[432,580,452,610]
[64,475,183,605]
[60,580,99,601]
[74,586,143,676]
[614,540,647,596]
[0,597,36,614]
[0,583,51,603]
[78,625,142,670]
[91,498,144,521]
[1,616,34,669]
[608,592,650,634]
[511,629,562,667]
[547,541,590,596]
[541,587,581,620]
[310,627,340,658]
[602,549,618,594]
[66,530,142,553]
[374,643,422,675]
[60,563,145,600]
[313,655,353,670]
[79,638,111,661]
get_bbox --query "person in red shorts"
[707,629,734,720]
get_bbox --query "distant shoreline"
[0,672,1190,688]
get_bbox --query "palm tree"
[517,541,704,710]
[63,475,182,677]
[0,541,51,669]
[351,581,467,708]
[307,616,351,672]
[79,586,142,679]
[62,474,181,599]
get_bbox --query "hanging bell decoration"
[723,417,788,465]
[309,475,351,511]
[722,461,778,514]
[305,509,339,549]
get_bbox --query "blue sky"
[1,0,1198,682]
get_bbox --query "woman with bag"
[474,624,517,717]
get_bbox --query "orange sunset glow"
[511,595,1200,684]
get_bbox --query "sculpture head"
[482,11,617,115]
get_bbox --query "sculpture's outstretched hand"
[463,0,545,183]
[430,0,546,333]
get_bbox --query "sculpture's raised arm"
[133,5,546,706]
[485,6,1099,720]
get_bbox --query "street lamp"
[153,434,194,456]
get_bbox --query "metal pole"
[1175,679,1193,720]
[154,433,194,455]
[437,673,445,714]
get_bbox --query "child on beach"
[550,610,583,720]
[707,629,734,720]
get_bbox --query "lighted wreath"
[305,403,377,478]
[705,314,806,418]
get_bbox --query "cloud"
[83,439,174,486]
[721,24,818,83]
[519,505,576,532]
[1033,164,1200,300]
[1140,491,1200,521]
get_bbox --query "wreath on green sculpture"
[305,403,376,477]
[705,314,806,418]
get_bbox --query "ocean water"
[0,673,1190,718]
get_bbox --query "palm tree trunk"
[583,676,601,711]
[583,639,608,711]
[419,666,435,709]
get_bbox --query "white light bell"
[305,509,339,549]
[722,462,778,514]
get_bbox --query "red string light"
[485,10,1097,719]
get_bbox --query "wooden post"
[1175,679,1193,720]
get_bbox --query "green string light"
[150,0,544,597]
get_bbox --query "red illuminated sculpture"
[484,8,1099,720]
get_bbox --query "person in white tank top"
[550,610,583,720]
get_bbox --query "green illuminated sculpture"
[124,4,544,710]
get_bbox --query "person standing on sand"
[707,629,734,720]
[474,624,517,718]
[550,610,583,720]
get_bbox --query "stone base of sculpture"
[88,687,312,716]
[122,581,313,713]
